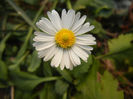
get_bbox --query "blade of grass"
[51,0,59,10]
[0,33,11,59]
[2,15,8,30]
[41,76,62,82]
[67,0,72,9]
[6,0,38,31]
[9,51,29,70]
[16,0,48,59]
[63,91,67,99]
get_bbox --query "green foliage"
[74,0,115,17]
[39,83,58,99]
[108,34,133,55]
[55,80,69,95]
[0,33,11,59]
[1,0,131,98]
[56,68,73,83]
[28,51,41,72]
[22,0,39,5]
[72,60,123,99]
[106,34,133,66]
[0,60,8,81]
[15,89,36,99]
[99,71,124,99]
[9,70,60,91]
[43,62,53,76]
[73,59,99,99]
[71,55,93,79]
[88,19,106,38]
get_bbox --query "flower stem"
[67,0,72,9]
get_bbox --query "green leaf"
[72,59,124,99]
[88,19,106,38]
[74,0,115,17]
[43,62,53,77]
[28,51,41,72]
[0,60,8,81]
[72,59,99,99]
[9,70,61,91]
[55,80,69,95]
[23,0,39,5]
[15,89,36,99]
[0,33,11,59]
[105,34,133,65]
[39,83,58,99]
[71,55,93,79]
[108,34,133,54]
[99,71,124,99]
[9,52,29,70]
[73,0,89,10]
[56,68,72,83]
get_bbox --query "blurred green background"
[0,0,133,99]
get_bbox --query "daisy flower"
[33,9,96,70]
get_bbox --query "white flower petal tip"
[33,9,96,70]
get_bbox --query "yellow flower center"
[55,29,76,48]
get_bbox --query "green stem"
[63,91,67,99]
[0,33,11,59]
[6,0,38,31]
[96,53,111,60]
[2,15,8,30]
[42,76,62,82]
[51,0,58,10]
[33,0,48,24]
[9,51,29,70]
[16,0,48,59]
[67,0,72,9]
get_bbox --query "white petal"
[61,9,67,28]
[76,34,96,45]
[63,50,73,69]
[76,34,96,41]
[41,17,57,33]
[77,45,92,55]
[38,48,49,58]
[72,45,88,62]
[71,12,81,32]
[68,49,81,66]
[60,51,65,70]
[71,15,87,32]
[51,47,63,67]
[77,45,93,51]
[62,9,75,29]
[33,42,55,51]
[33,35,54,42]
[75,23,94,36]
[47,10,62,31]
[76,39,96,45]
[34,31,51,36]
[36,19,56,35]
[43,45,57,61]
[73,25,82,33]
[73,12,81,23]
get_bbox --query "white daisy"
[33,9,96,70]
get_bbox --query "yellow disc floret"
[55,29,76,48]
